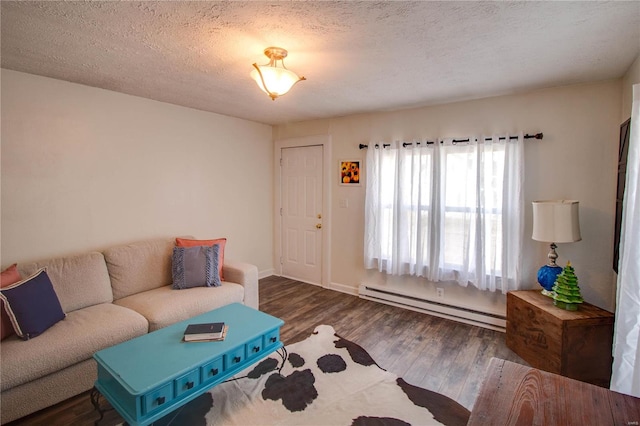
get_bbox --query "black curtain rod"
[359,132,543,149]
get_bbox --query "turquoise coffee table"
[93,303,284,426]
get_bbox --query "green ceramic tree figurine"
[552,261,584,311]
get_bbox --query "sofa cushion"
[0,303,148,391]
[172,245,220,289]
[114,283,244,332]
[18,252,113,313]
[104,238,174,300]
[0,269,66,340]
[1,264,22,340]
[176,237,227,280]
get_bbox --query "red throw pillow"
[175,238,227,280]
[1,264,22,340]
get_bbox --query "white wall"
[1,70,274,277]
[275,80,622,313]
[3,69,624,314]
[622,54,640,121]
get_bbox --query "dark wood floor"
[259,276,527,410]
[7,276,526,425]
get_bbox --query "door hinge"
[280,256,283,265]
[280,158,283,166]
[280,208,283,216]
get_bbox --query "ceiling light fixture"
[250,47,306,100]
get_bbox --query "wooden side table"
[468,358,640,425]
[506,290,614,387]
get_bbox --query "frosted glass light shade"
[532,200,582,243]
[250,66,303,98]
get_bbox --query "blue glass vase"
[537,264,562,296]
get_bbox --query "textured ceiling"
[2,1,639,125]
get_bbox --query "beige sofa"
[0,238,258,423]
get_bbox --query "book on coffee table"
[183,322,225,341]
[183,325,229,342]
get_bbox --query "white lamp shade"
[250,66,302,97]
[532,200,582,243]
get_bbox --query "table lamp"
[532,200,582,296]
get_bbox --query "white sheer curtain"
[364,134,524,293]
[611,84,640,397]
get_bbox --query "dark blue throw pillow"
[172,244,221,289]
[0,268,65,340]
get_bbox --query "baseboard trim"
[262,275,359,296]
[359,284,506,332]
[328,282,359,296]
[259,269,275,279]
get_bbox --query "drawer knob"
[253,346,260,353]
[156,396,166,405]
[210,368,218,376]
[270,337,277,343]
[233,356,241,363]
[185,381,194,390]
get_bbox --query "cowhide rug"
[144,325,470,426]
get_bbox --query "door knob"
[316,224,322,229]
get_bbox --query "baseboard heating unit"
[359,284,506,332]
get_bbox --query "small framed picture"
[339,160,361,186]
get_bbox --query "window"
[364,135,524,293]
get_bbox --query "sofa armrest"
[222,260,258,309]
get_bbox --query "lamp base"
[537,264,562,296]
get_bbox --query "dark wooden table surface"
[468,358,640,425]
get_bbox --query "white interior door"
[280,145,323,285]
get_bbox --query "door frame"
[274,135,332,288]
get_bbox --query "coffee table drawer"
[201,357,224,384]
[226,346,245,368]
[264,329,280,347]
[174,369,200,398]
[143,383,173,415]
[247,336,263,359]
